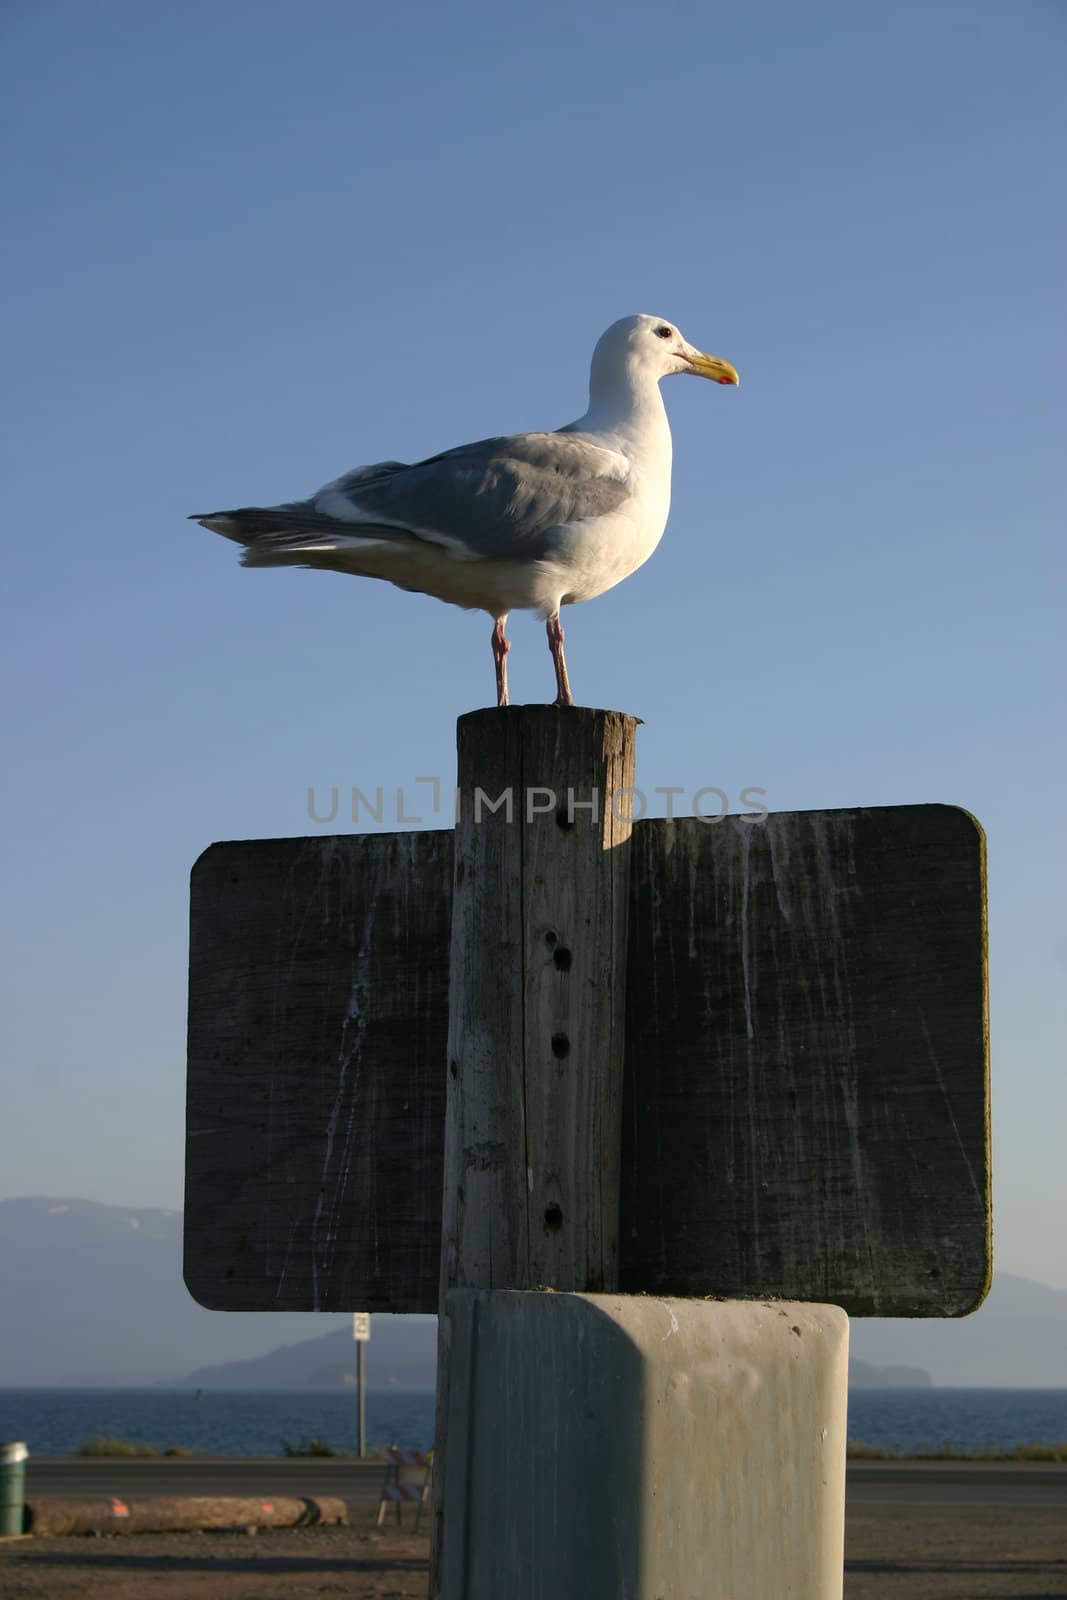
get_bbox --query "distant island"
[171,1328,927,1391]
[176,1320,437,1390]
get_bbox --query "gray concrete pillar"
[443,1291,848,1600]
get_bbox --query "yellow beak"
[684,350,740,386]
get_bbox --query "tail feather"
[190,503,425,570]
[190,504,328,544]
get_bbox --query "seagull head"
[591,314,740,390]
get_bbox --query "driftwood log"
[25,1494,347,1536]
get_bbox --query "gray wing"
[191,433,632,567]
[312,431,632,561]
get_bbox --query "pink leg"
[491,615,511,707]
[546,613,574,707]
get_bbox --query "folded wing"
[193,431,632,569]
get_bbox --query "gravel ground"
[0,1505,1064,1598]
[845,1505,1067,1599]
[0,1523,429,1600]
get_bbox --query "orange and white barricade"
[375,1445,434,1530]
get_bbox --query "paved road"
[846,1462,1067,1507]
[27,1458,384,1503]
[24,1458,1067,1509]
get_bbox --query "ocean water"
[0,1388,436,1458]
[0,1387,1064,1458]
[846,1387,1067,1453]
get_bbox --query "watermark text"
[305,778,769,827]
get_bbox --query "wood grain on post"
[430,705,638,1596]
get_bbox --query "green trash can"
[0,1443,28,1536]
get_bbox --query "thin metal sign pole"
[357,1338,365,1459]
[353,1312,370,1460]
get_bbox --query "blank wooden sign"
[186,831,452,1313]
[620,807,989,1316]
[185,805,988,1317]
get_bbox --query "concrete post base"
[442,1290,848,1600]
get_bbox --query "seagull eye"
[654,325,672,339]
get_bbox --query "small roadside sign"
[353,1311,372,1342]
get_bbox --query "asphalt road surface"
[24,1457,1067,1509]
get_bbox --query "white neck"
[571,358,672,460]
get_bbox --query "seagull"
[192,314,738,707]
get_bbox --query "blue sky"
[2,0,1064,1289]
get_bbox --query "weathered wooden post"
[430,707,636,1589]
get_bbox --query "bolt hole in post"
[543,1204,564,1232]
[555,806,575,831]
[552,946,573,972]
[551,1033,570,1059]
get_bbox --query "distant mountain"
[0,1198,350,1386]
[0,1198,1064,1387]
